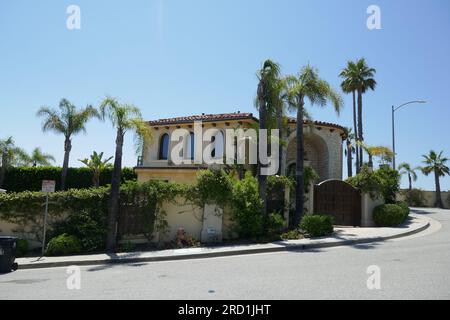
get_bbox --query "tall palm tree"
[345,59,376,167]
[100,97,153,252]
[256,60,281,216]
[285,65,343,227]
[79,151,113,187]
[340,61,360,173]
[421,151,449,208]
[344,128,356,178]
[0,137,28,188]
[37,99,99,190]
[29,147,55,167]
[398,162,418,191]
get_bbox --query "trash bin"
[0,236,18,273]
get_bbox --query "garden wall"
[396,190,450,209]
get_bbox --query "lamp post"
[392,100,426,169]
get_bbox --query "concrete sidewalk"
[15,213,431,270]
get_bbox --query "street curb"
[16,220,430,270]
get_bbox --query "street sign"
[41,180,56,193]
[41,180,55,256]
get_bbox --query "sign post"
[41,180,55,256]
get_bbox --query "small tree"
[29,148,55,167]
[421,150,449,208]
[398,163,419,191]
[79,151,113,187]
[37,99,99,190]
[285,65,342,227]
[100,97,153,252]
[0,137,29,188]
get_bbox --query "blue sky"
[0,0,449,190]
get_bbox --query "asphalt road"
[1,208,449,300]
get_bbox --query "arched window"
[211,131,224,159]
[159,134,169,160]
[186,132,194,160]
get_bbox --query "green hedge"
[0,180,184,254]
[2,166,137,192]
[46,234,82,256]
[373,203,409,227]
[300,214,334,238]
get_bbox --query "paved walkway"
[15,212,431,270]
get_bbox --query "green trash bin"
[0,236,18,273]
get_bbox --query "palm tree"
[0,137,28,188]
[421,151,449,208]
[29,148,55,167]
[398,163,418,191]
[340,61,360,173]
[359,142,393,169]
[285,65,343,227]
[256,60,281,216]
[37,99,99,190]
[344,128,356,178]
[348,59,376,167]
[79,151,113,187]
[100,97,153,252]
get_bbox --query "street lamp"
[392,100,427,169]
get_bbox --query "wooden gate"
[313,180,361,226]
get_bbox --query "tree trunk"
[93,170,100,188]
[106,130,124,252]
[357,88,364,166]
[347,142,353,178]
[257,92,268,217]
[0,153,7,189]
[408,173,412,191]
[294,100,305,227]
[434,168,443,208]
[61,137,72,190]
[276,104,284,176]
[352,90,360,173]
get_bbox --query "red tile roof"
[147,113,346,136]
[148,112,257,125]
[287,117,347,133]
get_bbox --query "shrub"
[45,234,82,256]
[374,167,400,204]
[402,188,426,207]
[16,239,28,257]
[373,204,409,227]
[280,229,303,240]
[186,169,233,208]
[50,209,107,253]
[264,213,285,234]
[118,240,136,252]
[347,166,384,199]
[347,166,400,203]
[2,166,137,192]
[299,214,334,238]
[230,172,264,239]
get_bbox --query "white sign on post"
[41,180,56,193]
[41,180,55,257]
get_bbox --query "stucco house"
[135,112,347,184]
[132,112,349,242]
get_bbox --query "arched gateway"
[313,180,362,226]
